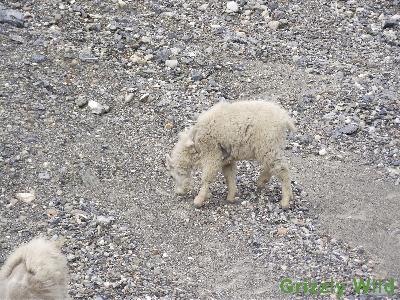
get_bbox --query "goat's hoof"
[226,194,238,204]
[193,196,205,208]
[280,202,290,210]
[226,190,238,202]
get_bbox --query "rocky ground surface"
[0,0,399,299]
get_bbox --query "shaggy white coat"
[0,238,69,300]
[166,100,295,208]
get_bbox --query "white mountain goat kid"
[0,237,69,300]
[166,100,296,209]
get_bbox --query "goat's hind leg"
[270,159,293,209]
[256,166,271,190]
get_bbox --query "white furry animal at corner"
[166,100,296,209]
[0,237,70,300]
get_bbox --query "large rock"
[0,5,25,28]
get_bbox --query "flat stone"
[88,100,110,115]
[268,20,281,30]
[32,54,47,63]
[339,123,359,135]
[75,96,88,108]
[165,59,178,68]
[15,192,35,203]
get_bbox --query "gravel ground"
[0,0,399,299]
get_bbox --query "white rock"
[139,93,150,102]
[268,20,281,30]
[211,24,222,29]
[383,30,396,40]
[170,47,181,55]
[292,55,301,63]
[319,148,327,156]
[140,36,151,43]
[15,192,35,203]
[144,54,153,61]
[226,1,239,13]
[88,100,110,115]
[96,215,113,225]
[116,0,127,8]
[124,93,134,104]
[198,4,209,11]
[130,54,146,65]
[165,59,178,68]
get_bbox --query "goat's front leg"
[194,159,220,208]
[222,163,237,202]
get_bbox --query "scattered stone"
[67,254,76,262]
[73,210,90,223]
[116,0,127,9]
[155,49,172,62]
[165,59,178,68]
[96,215,113,225]
[165,122,174,129]
[79,49,98,62]
[46,208,59,218]
[268,20,281,30]
[88,100,110,115]
[130,54,147,65]
[15,192,35,203]
[9,34,25,43]
[339,123,359,135]
[319,148,327,156]
[124,93,135,104]
[140,36,151,44]
[0,5,25,28]
[191,70,203,81]
[38,171,51,180]
[80,168,100,187]
[382,17,399,29]
[226,1,239,13]
[139,93,150,102]
[276,227,289,236]
[31,54,47,63]
[198,4,209,11]
[75,96,88,108]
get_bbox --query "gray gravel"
[0,0,399,299]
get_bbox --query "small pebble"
[15,192,35,203]
[319,148,327,156]
[226,1,239,13]
[165,59,178,68]
[268,20,281,30]
[88,100,110,115]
